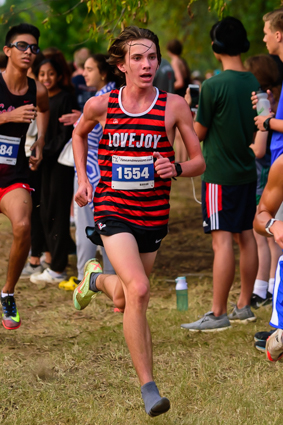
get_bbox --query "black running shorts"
[86,218,168,253]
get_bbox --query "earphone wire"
[191,177,202,205]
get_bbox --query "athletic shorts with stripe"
[270,254,283,329]
[201,181,256,234]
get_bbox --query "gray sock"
[141,381,170,417]
[89,272,101,292]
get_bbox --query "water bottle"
[256,90,271,116]
[175,276,188,311]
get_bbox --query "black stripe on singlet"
[94,88,174,228]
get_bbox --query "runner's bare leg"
[0,188,32,293]
[97,232,157,385]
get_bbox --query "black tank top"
[0,73,37,188]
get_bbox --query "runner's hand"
[4,104,37,123]
[29,135,44,170]
[153,151,176,179]
[75,181,93,207]
[58,110,81,126]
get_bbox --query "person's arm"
[155,95,205,179]
[72,94,108,207]
[254,156,283,248]
[254,113,276,132]
[171,57,184,91]
[58,110,82,126]
[43,93,77,160]
[250,130,268,158]
[251,89,278,132]
[193,79,212,142]
[194,121,208,142]
[0,103,37,125]
[29,81,49,170]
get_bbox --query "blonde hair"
[263,8,283,32]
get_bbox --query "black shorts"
[86,218,168,253]
[201,181,256,234]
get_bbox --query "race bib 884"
[0,135,21,165]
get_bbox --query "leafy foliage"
[1,0,283,70]
[0,0,148,59]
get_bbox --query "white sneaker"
[20,263,43,279]
[30,268,67,284]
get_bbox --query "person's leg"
[74,178,97,280]
[211,230,235,316]
[48,163,74,273]
[97,233,169,416]
[237,229,258,309]
[253,230,270,282]
[101,247,115,275]
[252,230,269,298]
[29,164,45,261]
[0,188,32,292]
[99,232,156,385]
[73,231,169,415]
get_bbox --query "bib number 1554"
[112,155,154,190]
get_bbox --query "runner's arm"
[0,104,37,125]
[29,81,49,170]
[254,156,283,248]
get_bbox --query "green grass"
[0,275,281,425]
[0,179,282,424]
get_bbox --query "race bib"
[0,134,21,165]
[112,155,154,190]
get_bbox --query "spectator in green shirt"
[182,17,259,332]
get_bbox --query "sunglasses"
[7,41,40,55]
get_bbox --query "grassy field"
[0,178,282,425]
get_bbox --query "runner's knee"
[12,218,31,240]
[127,279,150,306]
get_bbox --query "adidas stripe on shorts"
[201,181,256,234]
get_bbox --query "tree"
[0,0,149,59]
[1,0,283,69]
[148,0,283,74]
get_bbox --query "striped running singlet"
[93,87,175,229]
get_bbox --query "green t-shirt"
[196,70,258,185]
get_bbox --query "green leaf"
[66,13,73,24]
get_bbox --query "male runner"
[0,24,49,329]
[72,26,205,417]
[253,155,283,361]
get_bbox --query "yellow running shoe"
[73,259,102,310]
[59,276,80,291]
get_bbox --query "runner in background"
[0,23,49,329]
